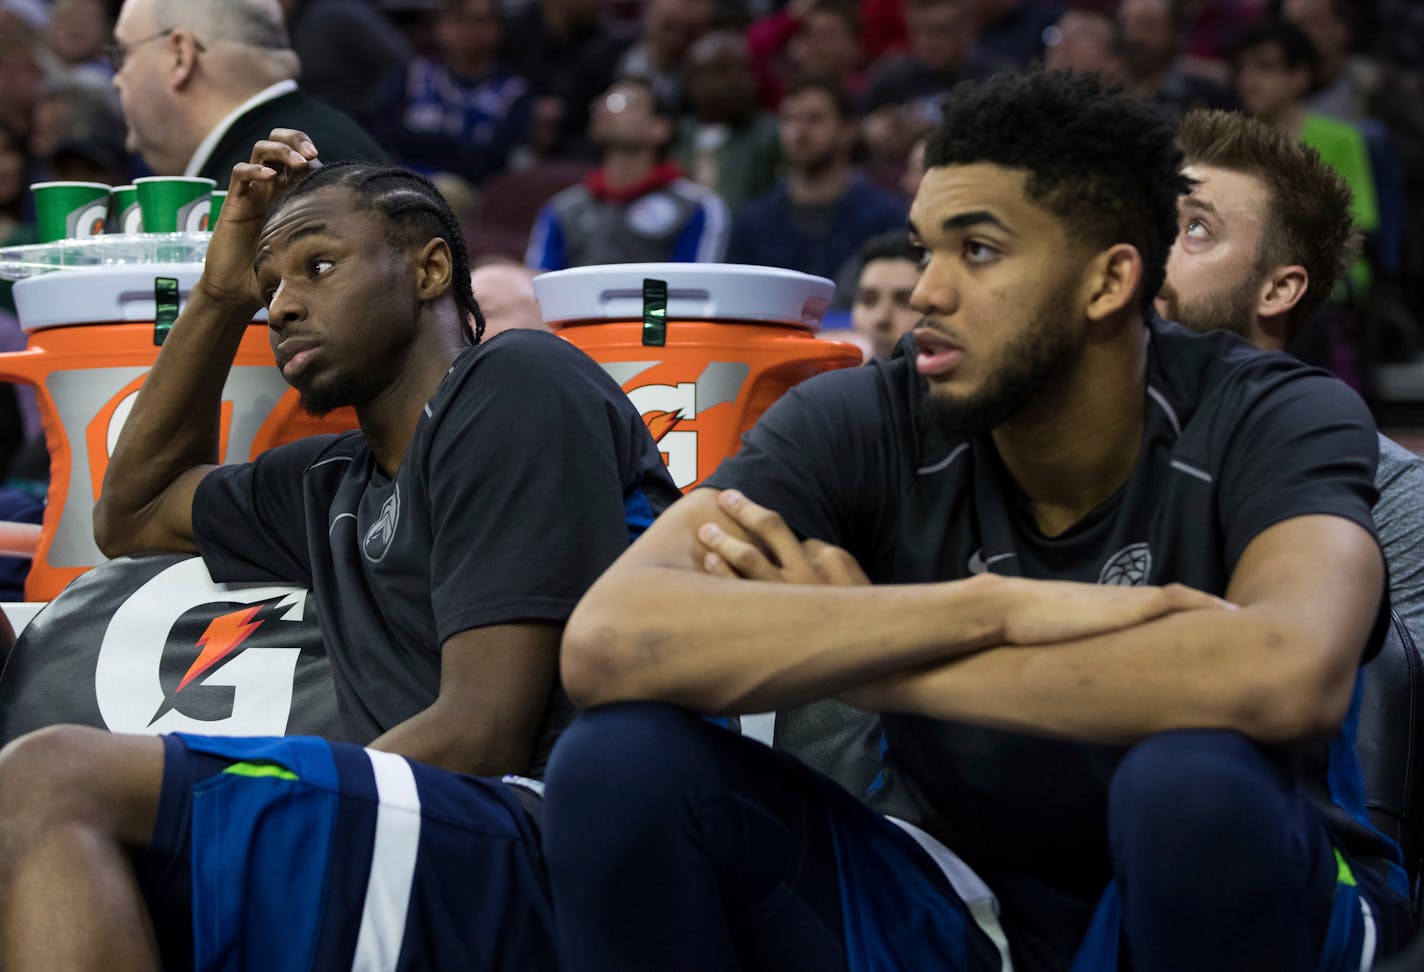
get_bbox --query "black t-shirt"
[194,329,680,771]
[706,317,1383,896]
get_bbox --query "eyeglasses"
[105,28,207,72]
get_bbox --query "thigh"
[547,703,1004,972]
[147,734,555,972]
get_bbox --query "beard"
[297,371,359,418]
[918,290,1081,442]
[1158,273,1259,340]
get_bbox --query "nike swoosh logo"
[967,549,1016,575]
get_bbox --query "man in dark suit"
[109,0,386,180]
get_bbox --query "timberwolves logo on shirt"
[364,486,400,563]
[1098,543,1152,586]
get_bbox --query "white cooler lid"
[532,263,835,329]
[12,264,268,331]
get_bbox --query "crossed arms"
[562,487,1383,747]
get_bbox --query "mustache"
[914,317,964,345]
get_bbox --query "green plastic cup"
[208,190,228,230]
[135,176,216,233]
[110,185,141,234]
[32,181,111,242]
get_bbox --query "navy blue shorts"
[133,734,555,972]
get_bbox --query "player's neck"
[357,328,465,477]
[991,327,1149,538]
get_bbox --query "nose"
[910,255,957,318]
[266,279,305,329]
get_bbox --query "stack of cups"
[110,185,142,234]
[31,182,110,243]
[133,176,217,233]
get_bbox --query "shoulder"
[734,184,787,219]
[845,175,907,216]
[439,330,611,404]
[1378,436,1424,488]
[548,182,593,212]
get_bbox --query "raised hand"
[198,128,320,309]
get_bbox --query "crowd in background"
[2,0,1424,395]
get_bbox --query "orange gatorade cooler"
[0,264,357,601]
[535,264,863,490]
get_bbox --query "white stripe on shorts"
[886,816,1014,971]
[1360,895,1377,971]
[351,750,423,972]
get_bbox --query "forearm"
[94,286,256,550]
[367,701,535,777]
[852,604,1355,746]
[562,567,1008,713]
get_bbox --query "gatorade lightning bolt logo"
[145,595,292,726]
[643,409,684,443]
[604,362,751,490]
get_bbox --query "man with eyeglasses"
[110,0,385,180]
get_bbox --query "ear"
[169,28,202,89]
[1256,263,1307,329]
[1082,243,1143,323]
[413,238,454,302]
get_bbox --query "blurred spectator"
[614,0,715,110]
[526,78,729,270]
[502,0,625,158]
[746,0,864,109]
[370,0,531,185]
[109,0,386,179]
[28,77,129,185]
[0,8,50,139]
[861,0,986,165]
[728,77,904,289]
[1042,7,1125,83]
[899,134,926,202]
[672,30,780,211]
[1281,0,1375,124]
[970,0,1065,72]
[278,0,413,122]
[1117,0,1233,121]
[850,230,920,360]
[0,124,28,250]
[46,0,114,85]
[471,260,549,337]
[1232,18,1377,300]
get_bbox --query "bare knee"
[0,727,164,845]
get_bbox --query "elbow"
[1230,660,1355,745]
[91,499,133,560]
[560,603,644,709]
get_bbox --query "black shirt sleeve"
[423,332,670,642]
[704,364,896,556]
[1215,365,1380,571]
[192,434,346,587]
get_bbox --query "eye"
[1183,217,1210,240]
[310,258,334,277]
[909,243,930,269]
[963,240,999,264]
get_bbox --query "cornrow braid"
[272,161,486,346]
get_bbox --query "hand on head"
[200,128,320,307]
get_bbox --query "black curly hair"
[925,70,1189,318]
[270,161,485,346]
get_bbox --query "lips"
[913,326,963,378]
[274,339,320,381]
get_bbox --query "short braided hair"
[272,161,485,345]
